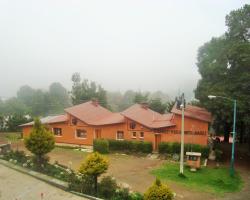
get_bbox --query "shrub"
[93,139,109,154]
[158,142,210,159]
[112,188,131,200]
[108,139,153,154]
[79,152,109,195]
[144,179,173,200]
[215,149,223,162]
[158,142,172,154]
[98,176,118,199]
[130,192,144,200]
[68,172,95,195]
[172,142,181,154]
[201,146,210,158]
[24,118,55,168]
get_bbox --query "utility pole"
[179,93,185,175]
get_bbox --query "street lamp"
[208,95,237,176]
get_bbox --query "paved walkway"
[0,164,86,200]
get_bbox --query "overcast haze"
[0,0,249,99]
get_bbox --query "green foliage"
[93,139,109,154]
[78,152,109,176]
[6,114,30,132]
[144,178,174,200]
[158,142,210,158]
[71,72,108,108]
[24,118,55,166]
[215,149,223,162]
[108,139,153,154]
[98,176,118,199]
[133,92,149,104]
[195,5,250,144]
[152,162,243,195]
[79,152,109,194]
[68,172,95,195]
[149,98,168,114]
[111,188,131,200]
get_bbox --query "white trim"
[116,131,124,140]
[75,129,87,140]
[53,127,63,137]
[131,131,137,139]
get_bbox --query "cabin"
[20,100,212,150]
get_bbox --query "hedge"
[108,139,153,154]
[93,139,109,154]
[93,139,153,154]
[158,142,210,158]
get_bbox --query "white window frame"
[116,131,124,140]
[75,129,87,139]
[131,131,137,139]
[139,132,144,139]
[53,127,62,137]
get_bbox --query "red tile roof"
[19,114,68,127]
[121,104,175,129]
[65,101,124,125]
[171,103,212,122]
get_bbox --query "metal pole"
[180,93,185,174]
[230,100,237,176]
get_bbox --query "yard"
[1,132,250,200]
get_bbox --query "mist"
[0,0,248,99]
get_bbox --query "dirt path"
[5,140,250,200]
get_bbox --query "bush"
[112,188,131,200]
[158,142,172,154]
[158,142,210,158]
[3,150,27,163]
[93,139,109,154]
[68,172,95,195]
[144,179,173,200]
[108,139,153,154]
[215,149,223,162]
[98,176,118,199]
[172,142,181,154]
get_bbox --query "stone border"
[0,159,102,200]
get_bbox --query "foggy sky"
[0,0,249,99]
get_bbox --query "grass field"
[151,162,243,195]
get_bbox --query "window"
[76,129,87,139]
[116,131,124,140]
[72,118,77,125]
[129,121,136,129]
[188,156,198,161]
[53,128,62,136]
[140,132,144,138]
[132,132,136,138]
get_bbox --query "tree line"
[0,73,174,131]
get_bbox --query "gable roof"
[19,114,68,127]
[171,103,212,122]
[121,104,175,129]
[65,101,124,125]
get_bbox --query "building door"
[155,134,161,150]
[95,129,101,139]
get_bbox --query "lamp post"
[179,93,185,175]
[208,95,237,176]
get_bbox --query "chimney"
[91,98,99,106]
[141,102,149,109]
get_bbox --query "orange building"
[20,100,212,150]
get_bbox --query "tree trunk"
[94,175,98,196]
[223,123,230,143]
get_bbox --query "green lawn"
[151,162,243,195]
